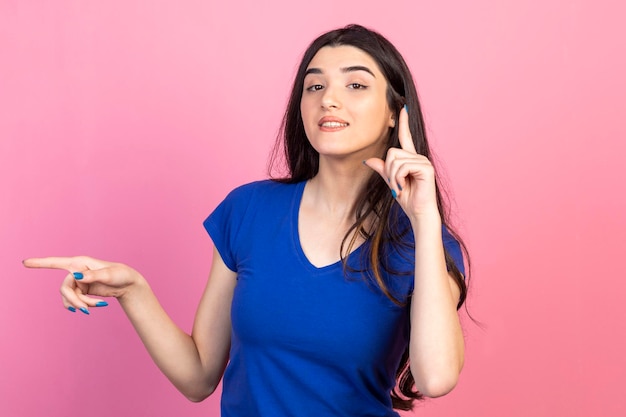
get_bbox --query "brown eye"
[306,84,324,92]
[348,83,367,89]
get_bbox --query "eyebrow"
[304,65,376,77]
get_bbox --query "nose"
[321,85,341,110]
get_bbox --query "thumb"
[73,266,123,286]
[363,157,386,181]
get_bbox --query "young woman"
[24,24,468,416]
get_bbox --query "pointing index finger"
[398,105,417,154]
[23,257,77,271]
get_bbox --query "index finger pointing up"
[398,105,417,154]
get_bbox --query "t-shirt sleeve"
[203,185,254,272]
[442,225,465,277]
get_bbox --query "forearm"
[118,280,216,401]
[23,255,225,401]
[408,213,464,397]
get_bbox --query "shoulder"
[226,179,300,200]
[389,204,460,246]
[220,180,302,210]
[387,203,465,273]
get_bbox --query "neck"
[305,158,372,219]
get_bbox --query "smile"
[320,121,348,128]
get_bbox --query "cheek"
[300,98,315,123]
[360,100,391,128]
[299,105,314,140]
[299,101,306,119]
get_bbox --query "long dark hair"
[269,24,469,411]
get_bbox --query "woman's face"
[300,45,395,161]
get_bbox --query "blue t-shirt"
[204,180,464,417]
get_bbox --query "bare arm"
[365,106,464,397]
[407,214,464,397]
[23,246,235,402]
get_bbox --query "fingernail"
[398,183,403,191]
[68,306,76,313]
[391,189,397,199]
[95,301,108,307]
[79,307,90,315]
[387,177,391,183]
[73,272,83,280]
[404,104,408,112]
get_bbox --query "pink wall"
[2,1,625,416]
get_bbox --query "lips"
[318,116,349,130]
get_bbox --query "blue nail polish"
[398,183,403,191]
[73,272,83,280]
[95,301,108,307]
[391,189,397,199]
[79,307,90,315]
[68,306,76,313]
[404,104,408,112]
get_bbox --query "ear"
[388,111,396,128]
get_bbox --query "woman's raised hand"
[364,106,439,221]
[23,256,143,314]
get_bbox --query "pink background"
[2,1,625,416]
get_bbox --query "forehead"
[306,45,383,75]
